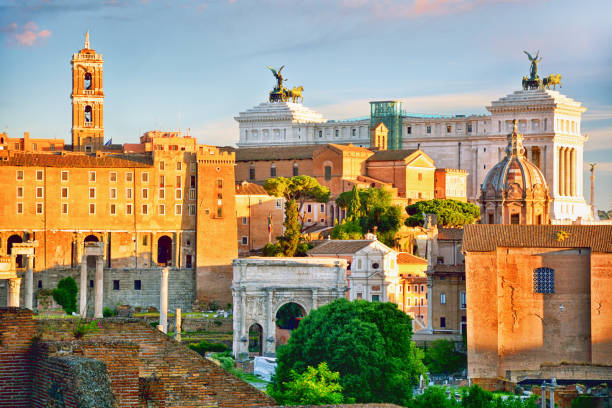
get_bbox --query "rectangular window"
[189,188,196,200]
[190,175,196,188]
[176,175,182,188]
[533,267,555,293]
[126,188,133,199]
[241,236,248,245]
[325,166,332,180]
[17,202,24,214]
[142,204,148,215]
[407,298,411,306]
[249,167,255,180]
[134,280,141,290]
[159,188,165,199]
[141,172,149,183]
[175,204,182,215]
[159,204,165,215]
[126,204,133,215]
[186,255,192,268]
[126,172,133,182]
[418,173,422,181]
[110,188,117,199]
[35,186,43,198]
[276,199,282,208]
[217,207,223,217]
[159,161,165,170]
[89,203,96,214]
[510,213,520,224]
[307,204,312,213]
[36,203,44,214]
[440,317,446,328]
[176,161,182,171]
[16,170,24,181]
[270,166,277,177]
[113,280,120,290]
[320,204,325,212]
[446,125,452,133]
[414,285,418,292]
[36,170,44,181]
[217,179,223,188]
[356,292,363,299]
[61,171,69,181]
[440,293,446,304]
[159,175,165,187]
[175,189,182,200]
[188,204,196,216]
[371,294,380,302]
[88,187,95,199]
[109,172,117,182]
[62,203,68,214]
[407,126,412,134]
[460,291,466,309]
[426,125,432,134]
[467,123,473,133]
[142,188,149,199]
[88,171,96,182]
[242,217,248,225]
[190,162,196,172]
[110,204,116,215]
[420,285,425,292]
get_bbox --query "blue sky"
[0,0,611,210]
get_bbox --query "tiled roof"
[0,152,153,168]
[327,143,373,154]
[463,224,612,253]
[438,228,464,241]
[397,252,428,265]
[234,145,321,162]
[235,182,269,196]
[309,240,375,255]
[433,264,465,273]
[366,149,418,161]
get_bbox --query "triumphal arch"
[231,257,348,358]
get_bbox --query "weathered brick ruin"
[0,307,275,407]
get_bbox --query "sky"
[0,0,611,210]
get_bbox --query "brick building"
[397,252,428,329]
[463,224,612,382]
[0,34,238,310]
[0,132,65,153]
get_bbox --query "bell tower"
[71,31,104,151]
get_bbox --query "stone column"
[240,287,247,340]
[311,289,318,310]
[175,308,182,341]
[558,147,564,196]
[8,277,22,307]
[549,388,554,408]
[564,147,571,197]
[24,255,34,310]
[265,289,274,356]
[542,145,547,178]
[80,255,88,317]
[94,256,104,318]
[570,148,576,196]
[541,387,546,408]
[160,267,169,333]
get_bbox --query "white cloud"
[2,21,52,46]
[191,118,238,147]
[583,126,612,151]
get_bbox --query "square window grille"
[533,268,554,293]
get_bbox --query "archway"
[7,235,24,268]
[157,236,172,266]
[248,323,263,356]
[84,235,99,268]
[275,302,305,347]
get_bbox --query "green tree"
[423,339,467,374]
[269,362,346,405]
[330,218,364,240]
[52,276,78,315]
[270,298,426,406]
[461,385,494,408]
[347,186,362,220]
[412,386,459,408]
[405,199,480,227]
[264,176,330,256]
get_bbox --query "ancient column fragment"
[24,255,34,310]
[94,256,104,318]
[80,255,88,317]
[160,267,169,333]
[8,278,22,307]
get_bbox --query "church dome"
[481,120,548,201]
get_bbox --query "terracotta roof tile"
[309,240,375,255]
[234,145,321,162]
[0,152,152,168]
[327,143,373,154]
[438,228,464,241]
[463,224,612,253]
[235,182,269,195]
[397,252,428,265]
[366,149,419,162]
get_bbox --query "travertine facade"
[235,84,590,221]
[231,257,348,357]
[464,224,612,382]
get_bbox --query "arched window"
[293,162,299,176]
[84,105,92,123]
[157,235,172,266]
[324,165,332,181]
[84,73,92,90]
[533,267,554,293]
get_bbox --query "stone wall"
[0,267,195,313]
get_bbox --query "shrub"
[423,339,467,374]
[52,277,78,315]
[189,341,228,356]
[208,300,220,311]
[269,362,346,405]
[103,307,118,317]
[73,319,101,339]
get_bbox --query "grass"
[209,352,267,385]
[34,314,79,319]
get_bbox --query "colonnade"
[557,146,577,197]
